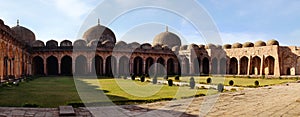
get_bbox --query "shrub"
[254,80,259,86]
[175,75,180,81]
[22,103,40,107]
[229,80,234,86]
[168,79,173,86]
[131,75,135,80]
[152,76,157,84]
[217,83,224,92]
[206,78,212,84]
[189,77,195,89]
[140,76,145,82]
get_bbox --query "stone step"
[59,106,75,116]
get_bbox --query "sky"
[1,0,300,46]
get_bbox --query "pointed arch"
[61,55,72,75]
[229,57,238,75]
[92,55,103,76]
[251,56,261,75]
[105,56,116,76]
[240,56,249,75]
[32,56,44,75]
[264,56,275,75]
[202,57,210,75]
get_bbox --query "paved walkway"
[1,83,300,117]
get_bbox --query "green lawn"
[0,76,295,108]
[162,76,295,86]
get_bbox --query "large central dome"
[153,28,181,48]
[11,22,36,45]
[82,24,116,43]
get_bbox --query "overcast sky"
[1,0,300,46]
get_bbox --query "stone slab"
[59,106,75,116]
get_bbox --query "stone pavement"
[1,83,300,117]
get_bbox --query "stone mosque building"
[0,18,299,80]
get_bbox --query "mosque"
[0,18,298,80]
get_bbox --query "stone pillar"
[237,58,241,75]
[72,59,75,74]
[247,56,252,75]
[0,57,3,80]
[44,59,47,75]
[143,61,146,75]
[58,62,61,75]
[103,59,106,75]
[116,61,120,75]
[260,55,265,75]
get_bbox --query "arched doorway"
[145,57,154,75]
[251,56,261,75]
[202,57,210,75]
[133,56,143,76]
[219,58,227,74]
[193,57,200,75]
[211,58,218,74]
[46,56,58,75]
[240,56,248,75]
[105,56,116,76]
[229,57,238,75]
[75,55,87,75]
[61,55,72,75]
[92,55,103,76]
[167,58,174,75]
[157,57,165,76]
[119,56,129,76]
[264,56,275,75]
[32,56,44,75]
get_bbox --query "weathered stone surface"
[59,106,75,116]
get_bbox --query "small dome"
[60,40,72,47]
[153,30,181,48]
[82,24,116,44]
[198,44,205,49]
[223,44,231,49]
[172,46,179,52]
[128,42,140,49]
[46,40,58,47]
[205,43,216,49]
[267,39,279,46]
[116,41,127,46]
[141,43,152,50]
[31,40,45,47]
[11,24,36,44]
[180,45,188,50]
[243,42,254,47]
[254,41,266,47]
[153,44,163,50]
[73,39,87,47]
[232,43,242,48]
[188,44,199,50]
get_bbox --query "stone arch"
[119,56,129,76]
[92,55,103,76]
[105,56,116,76]
[202,57,210,75]
[61,55,72,75]
[264,56,275,75]
[157,57,165,76]
[32,56,44,75]
[167,58,175,75]
[193,57,200,75]
[47,56,58,75]
[251,56,261,75]
[145,57,154,75]
[219,58,227,74]
[133,56,143,76]
[75,55,87,75]
[229,57,238,75]
[211,58,218,74]
[240,56,249,75]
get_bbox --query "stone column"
[44,59,47,75]
[237,57,241,75]
[0,57,3,80]
[260,55,265,75]
[103,59,106,75]
[247,56,252,75]
[58,62,61,75]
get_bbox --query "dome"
[141,43,152,50]
[243,42,254,47]
[73,39,87,47]
[60,40,72,47]
[267,39,279,46]
[153,44,163,50]
[232,43,242,48]
[46,40,58,47]
[153,30,181,48]
[223,44,231,49]
[11,24,35,44]
[128,42,140,49]
[205,44,216,49]
[254,41,266,47]
[31,40,45,47]
[0,19,4,25]
[187,44,199,50]
[82,24,116,44]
